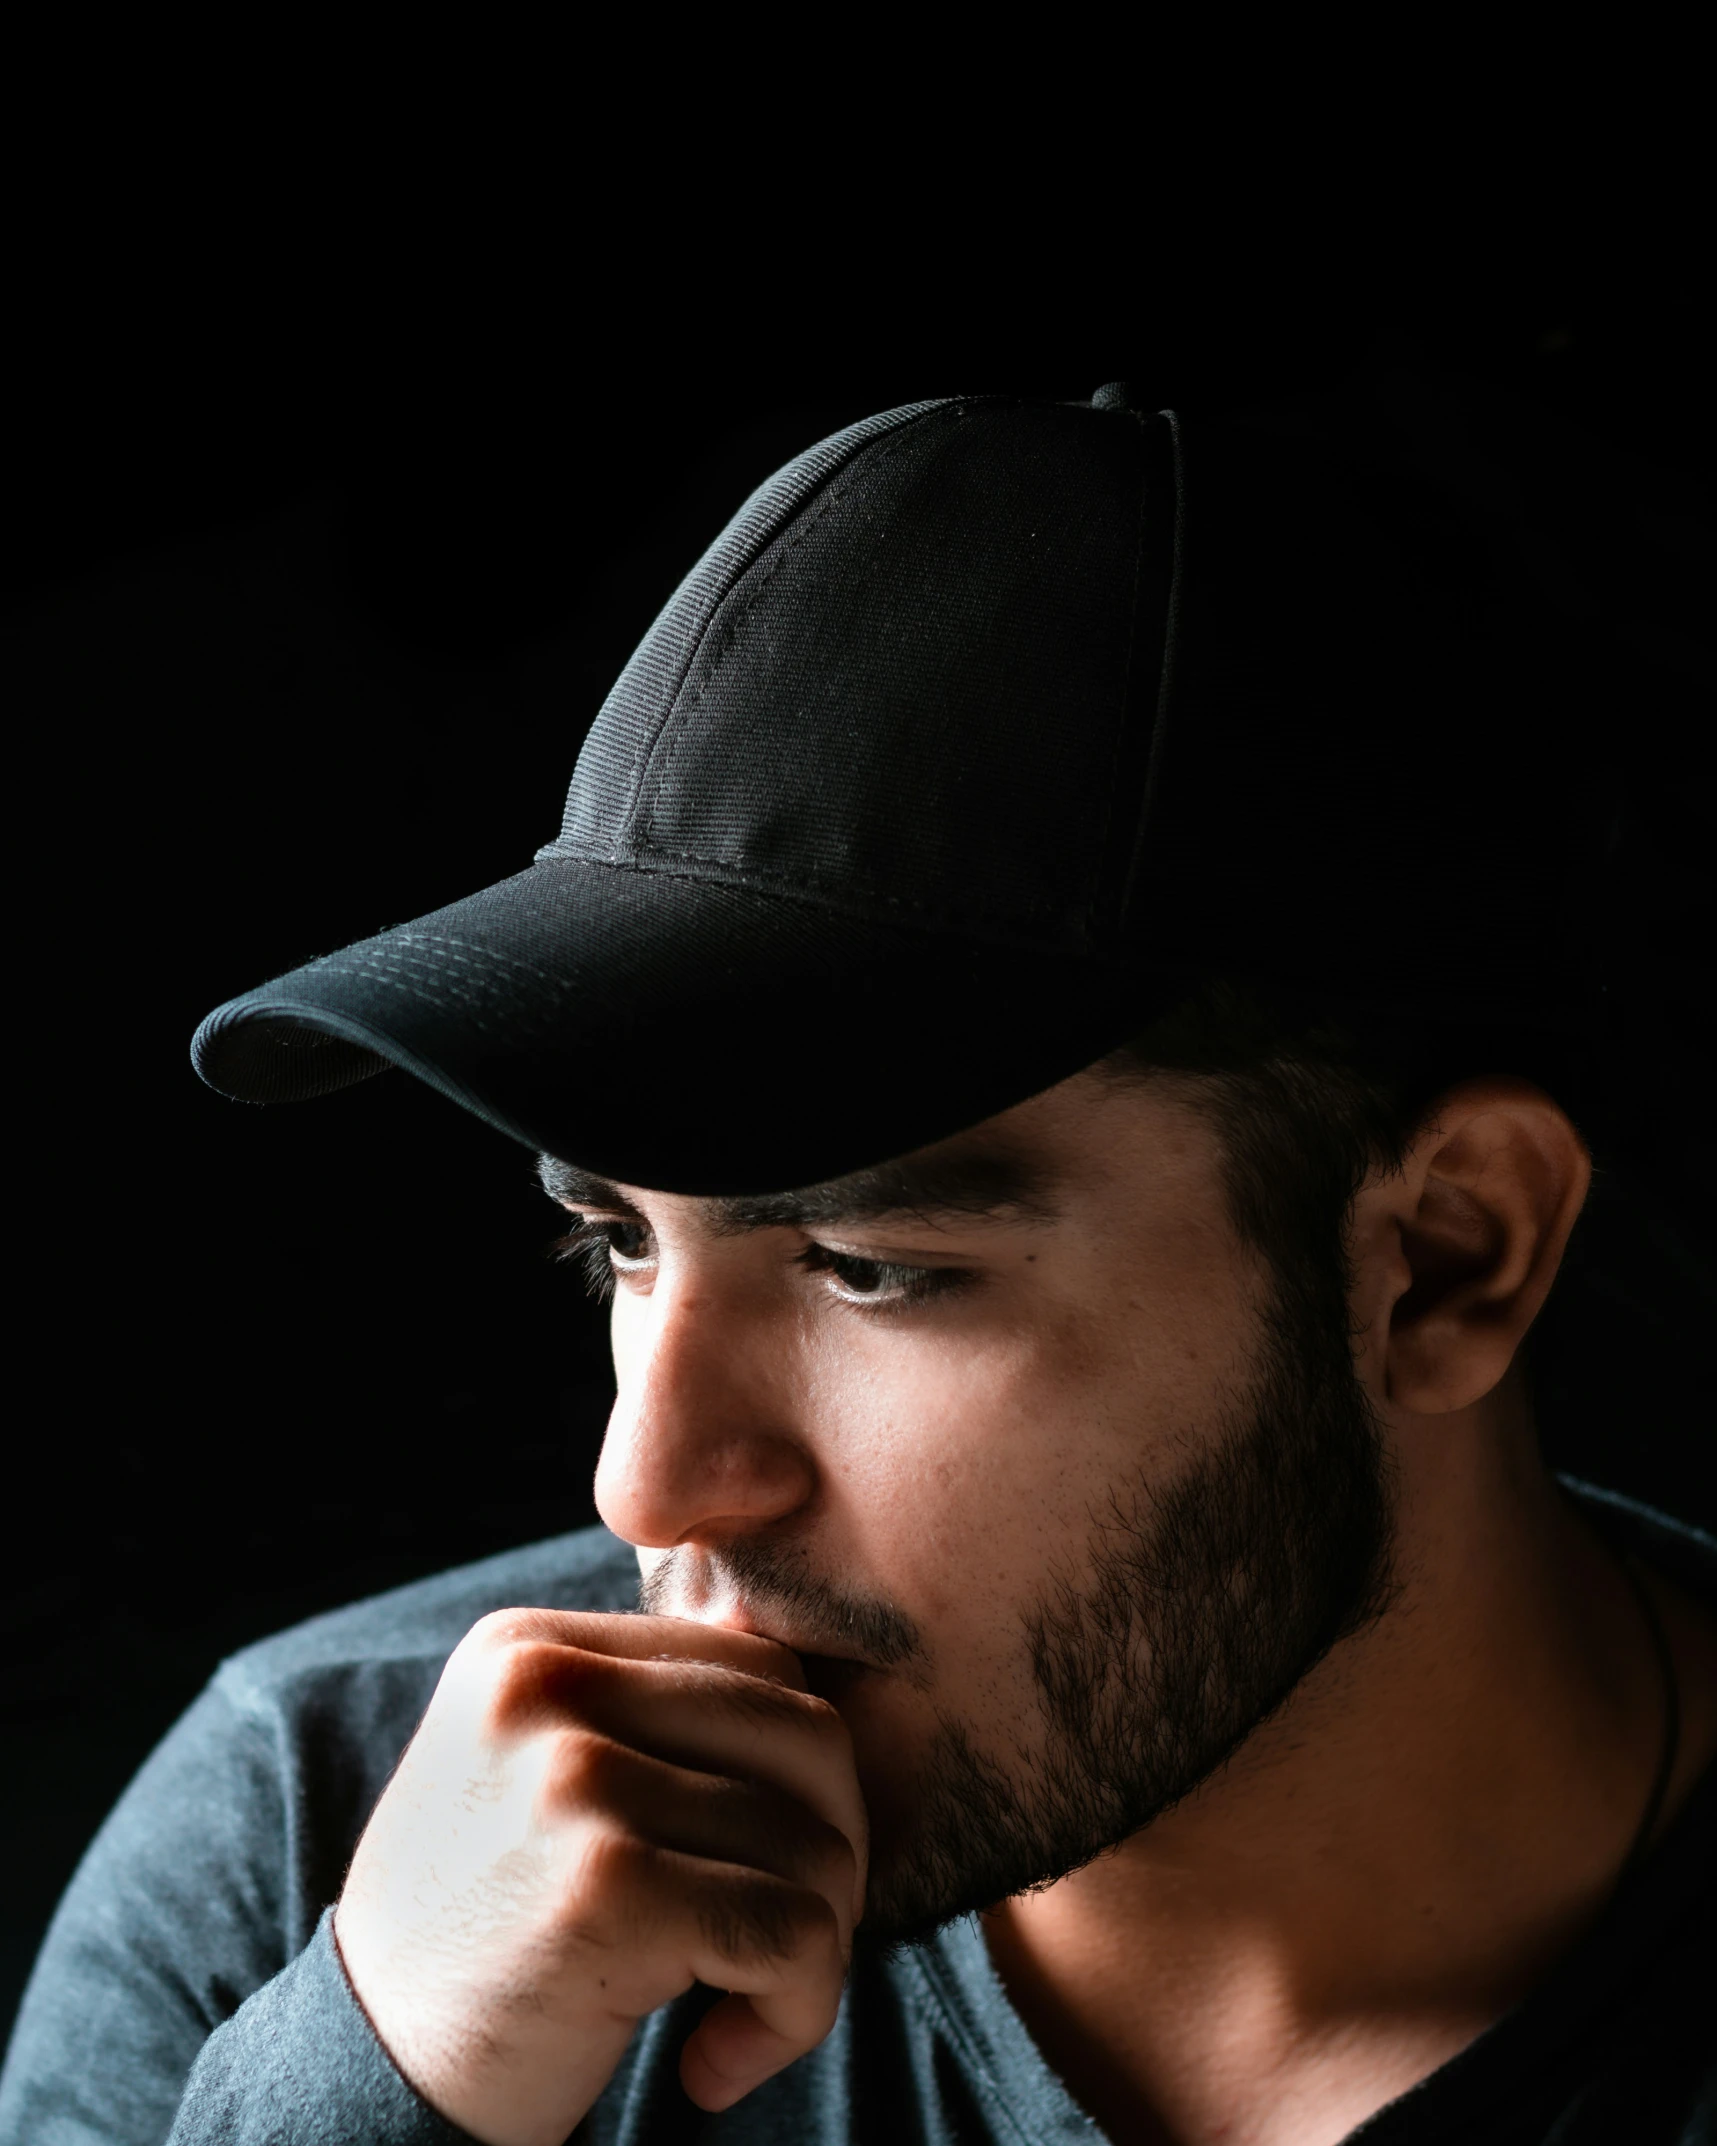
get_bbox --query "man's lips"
[703,1609,876,1700]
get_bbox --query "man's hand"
[333,1610,868,2146]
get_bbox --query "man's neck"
[983,1413,1717,2146]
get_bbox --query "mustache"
[639,1535,926,1671]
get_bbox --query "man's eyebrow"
[535,1160,644,1217]
[536,1148,1058,1233]
[709,1146,1058,1235]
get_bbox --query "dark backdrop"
[5,175,1711,2039]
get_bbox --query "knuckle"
[465,1606,539,1652]
[750,1795,853,1895]
[480,1640,607,1737]
[802,1693,857,1758]
[571,1822,658,1909]
[809,1823,859,1900]
[701,1876,836,1969]
[804,1688,853,1736]
[712,1674,844,1746]
[542,1726,630,1812]
[550,1826,664,1955]
[750,1682,853,1756]
[479,1645,558,1733]
[707,1673,801,1731]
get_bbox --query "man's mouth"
[641,1541,926,1688]
[701,1606,877,1701]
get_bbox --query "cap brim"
[192,856,1161,1194]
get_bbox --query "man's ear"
[1350,1078,1592,1416]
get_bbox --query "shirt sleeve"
[166,1911,470,2146]
[0,1679,469,2146]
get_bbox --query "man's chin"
[854,1837,1036,1957]
[846,1708,1160,1957]
[792,1662,1089,1953]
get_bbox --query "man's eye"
[823,1251,893,1296]
[552,1216,654,1302]
[795,1244,969,1308]
[600,1220,653,1265]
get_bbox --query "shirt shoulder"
[0,1526,640,2146]
[212,1522,639,1718]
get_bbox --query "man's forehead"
[545,1130,1063,1234]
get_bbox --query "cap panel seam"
[621,844,1072,921]
[536,836,1087,938]
[1120,408,1187,929]
[590,400,952,858]
[630,410,969,855]
[213,852,1140,1068]
[1083,406,1160,944]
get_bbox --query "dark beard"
[861,1284,1398,1950]
[641,1281,1397,1954]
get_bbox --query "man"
[3,376,1711,2144]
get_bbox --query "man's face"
[559,1069,1394,1947]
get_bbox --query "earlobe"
[1372,1082,1591,1418]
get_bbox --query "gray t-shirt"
[2,1483,1712,2144]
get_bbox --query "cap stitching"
[334,961,515,1023]
[631,845,1070,920]
[284,861,1103,1031]
[545,832,1070,923]
[363,930,568,989]
[333,953,505,1032]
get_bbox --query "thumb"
[679,1993,813,2113]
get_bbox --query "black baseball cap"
[191,372,1678,1194]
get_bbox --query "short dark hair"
[1102,976,1712,1520]
[1093,980,1514,1439]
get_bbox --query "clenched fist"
[333,1609,868,2146]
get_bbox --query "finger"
[546,1733,859,1949]
[466,1608,810,1691]
[518,1647,868,1918]
[680,1993,809,2113]
[584,1837,845,2055]
[666,1852,845,2052]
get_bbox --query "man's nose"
[593,1270,814,1549]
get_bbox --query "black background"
[4,157,1712,2042]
